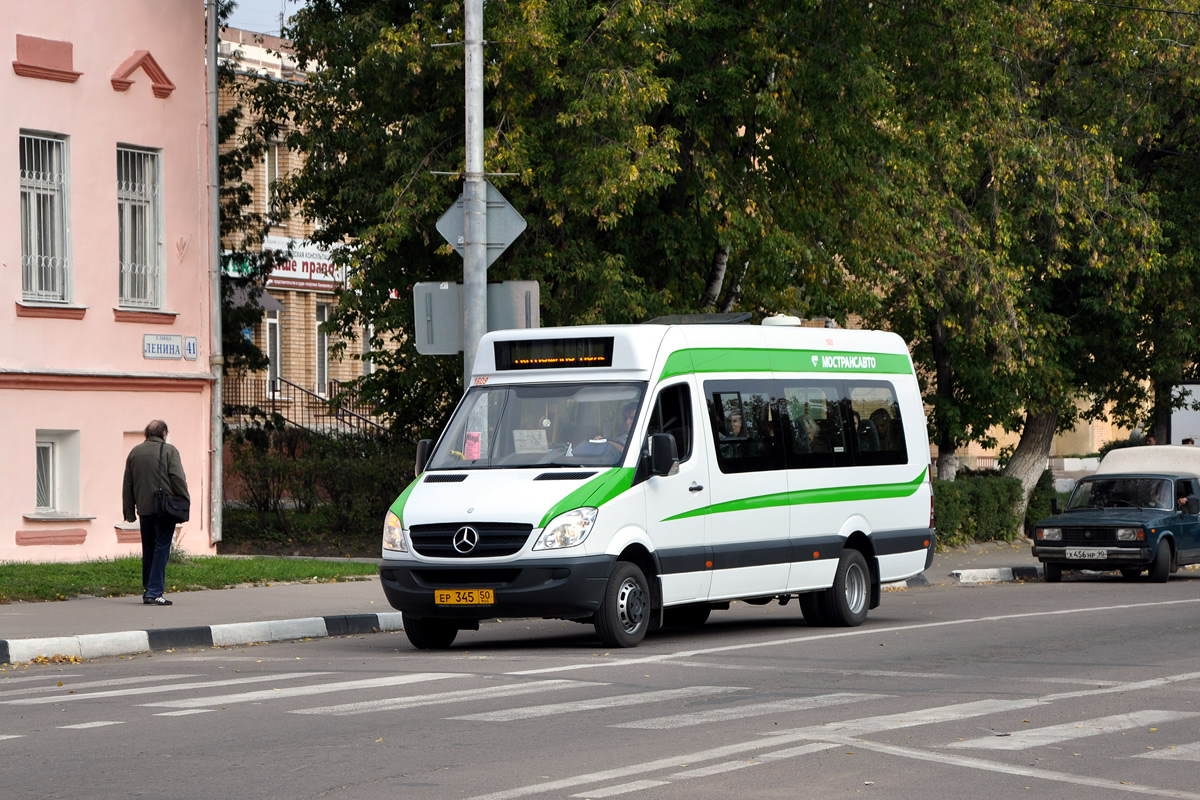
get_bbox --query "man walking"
[122,420,189,606]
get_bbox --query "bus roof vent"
[761,314,803,327]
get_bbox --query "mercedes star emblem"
[452,526,480,554]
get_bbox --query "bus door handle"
[689,482,704,493]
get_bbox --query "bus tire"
[595,561,650,648]
[820,549,869,627]
[799,592,827,626]
[403,613,458,649]
[664,604,711,628]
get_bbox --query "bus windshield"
[428,382,646,470]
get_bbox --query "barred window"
[36,440,55,511]
[117,146,163,308]
[19,133,70,302]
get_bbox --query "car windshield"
[1066,477,1173,511]
[427,382,646,470]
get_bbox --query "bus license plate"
[435,588,494,605]
[1066,548,1107,560]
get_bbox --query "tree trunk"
[930,309,958,480]
[1003,410,1058,533]
[719,260,749,313]
[699,244,730,309]
[1151,370,1179,444]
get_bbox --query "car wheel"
[820,549,870,627]
[799,592,826,626]
[1149,543,1172,583]
[402,613,458,649]
[1120,568,1142,580]
[1044,563,1062,583]
[664,604,711,628]
[595,561,650,647]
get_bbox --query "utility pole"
[462,0,486,389]
[206,0,224,544]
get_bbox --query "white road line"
[0,673,202,699]
[755,742,840,760]
[290,679,595,716]
[1042,672,1200,702]
[0,735,25,741]
[669,760,758,778]
[843,737,1200,800]
[448,686,745,722]
[3,672,333,705]
[153,709,214,717]
[58,721,124,730]
[0,673,82,685]
[141,672,458,709]
[504,598,1200,676]
[614,692,890,730]
[1136,741,1200,761]
[949,710,1200,751]
[772,698,1043,738]
[569,780,669,797]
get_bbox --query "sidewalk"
[0,540,1041,664]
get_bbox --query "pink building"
[1,1,216,562]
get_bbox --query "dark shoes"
[143,595,173,606]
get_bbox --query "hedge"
[933,473,1034,548]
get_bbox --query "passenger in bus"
[870,408,899,451]
[612,402,638,453]
[722,412,745,439]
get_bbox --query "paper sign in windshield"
[513,429,549,454]
[463,432,482,460]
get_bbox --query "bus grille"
[409,522,534,557]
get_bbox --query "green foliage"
[1023,469,1058,535]
[934,475,1024,548]
[223,426,414,553]
[0,556,377,604]
[1098,437,1147,457]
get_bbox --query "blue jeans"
[140,514,175,598]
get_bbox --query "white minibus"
[380,318,935,648]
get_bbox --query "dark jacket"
[122,436,190,522]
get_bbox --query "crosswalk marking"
[448,686,745,722]
[755,742,839,761]
[154,709,213,717]
[1136,741,1200,761]
[569,780,669,798]
[141,672,458,710]
[3,672,333,705]
[0,673,81,685]
[947,710,1200,751]
[669,760,758,779]
[775,698,1043,738]
[614,692,890,730]
[0,674,202,699]
[292,679,598,716]
[0,735,25,741]
[58,721,124,730]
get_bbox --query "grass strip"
[0,556,378,603]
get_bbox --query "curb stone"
[0,612,405,665]
[952,565,1043,584]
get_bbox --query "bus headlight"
[534,508,598,550]
[1037,527,1062,541]
[1115,528,1144,541]
[383,510,408,553]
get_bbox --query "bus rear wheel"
[820,549,869,627]
[402,613,458,649]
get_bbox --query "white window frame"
[316,303,330,395]
[117,145,164,308]
[19,132,71,303]
[267,309,281,397]
[34,430,80,514]
[362,322,375,376]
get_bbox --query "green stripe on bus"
[538,467,636,528]
[661,468,928,522]
[390,475,422,527]
[659,347,914,381]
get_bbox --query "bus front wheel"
[595,561,650,648]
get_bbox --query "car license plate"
[435,588,494,605]
[1066,548,1107,560]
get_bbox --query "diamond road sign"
[436,180,527,268]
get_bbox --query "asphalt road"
[2,574,1199,800]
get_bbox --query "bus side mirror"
[415,439,433,477]
[1051,498,1061,515]
[648,433,679,477]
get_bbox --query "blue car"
[1031,446,1200,582]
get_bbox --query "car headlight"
[1115,528,1144,541]
[1038,527,1062,541]
[383,510,408,553]
[534,508,598,551]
